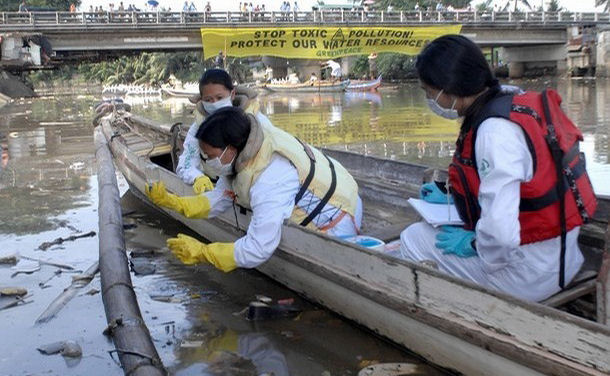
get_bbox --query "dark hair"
[195,107,250,151]
[199,69,234,92]
[416,35,498,97]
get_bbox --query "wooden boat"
[98,108,610,376]
[346,75,382,92]
[160,83,199,98]
[261,79,350,93]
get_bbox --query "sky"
[78,0,605,14]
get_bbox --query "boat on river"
[346,75,382,92]
[261,79,350,93]
[161,83,199,98]
[97,108,610,376]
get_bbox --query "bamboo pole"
[94,128,166,376]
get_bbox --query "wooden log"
[95,128,166,376]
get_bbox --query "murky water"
[0,77,608,375]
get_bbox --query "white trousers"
[399,222,583,302]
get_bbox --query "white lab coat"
[204,154,363,269]
[176,112,271,185]
[399,117,584,302]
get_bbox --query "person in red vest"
[399,35,597,302]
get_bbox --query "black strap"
[519,156,586,211]
[541,89,567,289]
[299,154,337,227]
[294,138,316,205]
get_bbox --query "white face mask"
[204,147,235,176]
[427,89,459,120]
[202,95,232,114]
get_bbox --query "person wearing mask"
[176,69,263,194]
[147,106,363,272]
[399,35,597,302]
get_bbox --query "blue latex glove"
[435,226,477,258]
[420,182,453,204]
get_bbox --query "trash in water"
[10,263,41,278]
[129,247,162,258]
[357,362,427,376]
[130,258,156,275]
[150,294,183,303]
[0,294,32,311]
[0,254,18,265]
[38,231,97,251]
[246,299,302,321]
[0,287,28,296]
[255,295,272,304]
[37,340,83,358]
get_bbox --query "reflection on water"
[0,97,95,235]
[127,79,610,195]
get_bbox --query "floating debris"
[357,362,426,376]
[38,231,97,251]
[10,263,41,278]
[36,262,99,324]
[255,295,272,304]
[20,255,76,270]
[246,299,302,321]
[0,294,32,311]
[0,254,18,265]
[37,340,83,358]
[129,258,156,275]
[0,287,28,296]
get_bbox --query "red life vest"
[448,89,597,245]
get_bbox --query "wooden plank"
[597,221,610,325]
[542,279,597,307]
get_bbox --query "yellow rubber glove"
[193,175,214,194]
[167,233,237,272]
[145,182,211,219]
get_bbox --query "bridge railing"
[1,10,609,27]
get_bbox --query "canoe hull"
[263,80,350,92]
[99,115,610,376]
[346,75,382,92]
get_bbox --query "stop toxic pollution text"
[200,25,462,59]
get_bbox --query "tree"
[547,0,563,11]
[0,0,81,11]
[499,0,532,12]
[595,0,609,12]
[476,0,493,12]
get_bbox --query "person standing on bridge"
[399,35,597,302]
[18,0,28,12]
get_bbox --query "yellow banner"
[200,25,462,60]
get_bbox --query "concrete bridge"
[1,10,610,77]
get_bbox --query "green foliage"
[375,0,473,10]
[476,0,493,12]
[27,51,255,86]
[595,0,609,11]
[0,0,80,11]
[350,53,417,80]
[547,0,562,11]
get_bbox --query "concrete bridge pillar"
[500,45,566,78]
[596,28,610,78]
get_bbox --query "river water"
[0,78,608,375]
